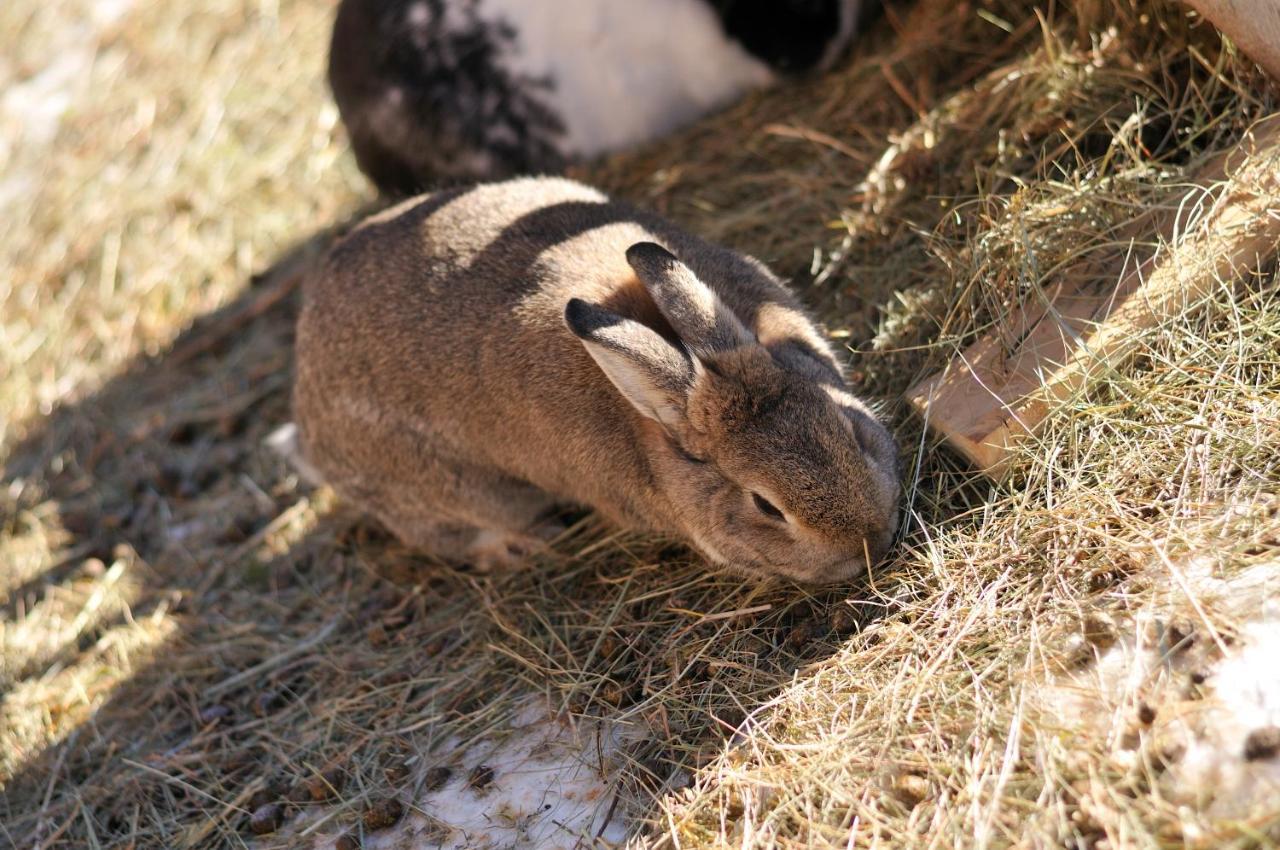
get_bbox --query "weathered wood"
[1185,0,1280,82]
[907,117,1280,476]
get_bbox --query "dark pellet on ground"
[362,798,403,831]
[423,766,452,791]
[159,463,185,495]
[829,605,859,635]
[248,782,284,811]
[1082,611,1116,649]
[467,765,495,792]
[785,620,816,650]
[1243,725,1280,761]
[253,690,284,717]
[169,421,199,445]
[305,766,345,802]
[249,803,283,835]
[1166,620,1195,650]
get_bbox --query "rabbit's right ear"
[564,298,695,429]
[625,242,754,355]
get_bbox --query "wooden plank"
[906,116,1280,476]
[1185,0,1280,82]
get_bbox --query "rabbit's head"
[565,242,900,584]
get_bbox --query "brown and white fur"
[291,177,900,583]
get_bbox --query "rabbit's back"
[296,179,700,514]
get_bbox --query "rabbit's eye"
[752,492,785,521]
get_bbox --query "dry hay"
[1,0,1278,848]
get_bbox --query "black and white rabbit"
[328,0,871,195]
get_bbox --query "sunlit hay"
[1,0,1279,846]
[0,0,366,440]
[3,548,133,680]
[1,546,180,783]
[645,276,1280,848]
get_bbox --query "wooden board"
[906,117,1280,476]
[1185,0,1280,82]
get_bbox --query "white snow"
[1037,558,1280,817]
[264,422,325,487]
[1165,608,1280,816]
[271,701,640,849]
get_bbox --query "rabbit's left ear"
[625,242,755,356]
[564,298,696,429]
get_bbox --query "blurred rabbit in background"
[328,0,873,194]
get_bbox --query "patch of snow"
[272,701,641,849]
[264,422,325,487]
[1036,559,1280,818]
[1166,613,1280,817]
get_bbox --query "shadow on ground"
[0,215,894,848]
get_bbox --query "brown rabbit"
[291,177,900,583]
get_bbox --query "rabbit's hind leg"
[368,456,565,573]
[357,497,546,574]
[299,406,564,571]
[448,470,569,573]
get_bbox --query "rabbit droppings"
[328,0,870,194]
[293,178,900,583]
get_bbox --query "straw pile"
[2,0,1277,847]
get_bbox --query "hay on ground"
[1,0,1278,847]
